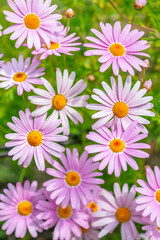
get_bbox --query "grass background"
[0,0,160,239]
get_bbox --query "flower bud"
[65,8,75,19]
[143,59,150,69]
[133,0,147,10]
[87,75,95,81]
[142,79,152,92]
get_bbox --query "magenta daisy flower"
[85,121,150,177]
[136,166,160,227]
[0,180,44,238]
[86,75,155,132]
[29,68,89,135]
[0,55,45,95]
[3,0,62,50]
[0,53,4,67]
[5,108,68,171]
[92,183,142,239]
[32,25,81,59]
[84,21,150,75]
[36,191,90,240]
[43,148,104,210]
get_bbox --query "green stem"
[153,109,160,119]
[131,12,137,24]
[142,69,146,82]
[108,0,157,32]
[19,168,27,183]
[82,68,99,79]
[51,55,56,72]
[66,19,70,37]
[22,93,30,110]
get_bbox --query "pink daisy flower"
[0,53,4,67]
[3,0,62,50]
[136,166,160,227]
[92,183,142,239]
[5,108,68,171]
[85,121,150,177]
[86,75,155,132]
[43,148,104,210]
[0,180,44,238]
[0,55,45,95]
[142,221,160,240]
[29,68,89,135]
[36,191,90,240]
[84,21,150,75]
[32,25,81,59]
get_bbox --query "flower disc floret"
[13,72,27,82]
[155,190,160,203]
[27,131,43,147]
[57,205,72,219]
[52,94,67,110]
[113,102,128,118]
[109,139,125,153]
[17,201,32,216]
[109,43,125,57]
[24,14,40,29]
[65,171,81,186]
[115,207,131,223]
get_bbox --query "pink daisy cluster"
[84,21,150,76]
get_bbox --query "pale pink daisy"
[36,191,90,240]
[85,121,150,177]
[0,55,45,95]
[84,21,150,75]
[29,68,89,135]
[31,25,81,59]
[3,0,62,50]
[142,221,160,240]
[92,183,142,240]
[136,166,160,227]
[43,148,104,210]
[0,53,4,67]
[86,75,155,132]
[0,180,44,238]
[5,108,68,171]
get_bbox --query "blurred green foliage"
[0,0,160,239]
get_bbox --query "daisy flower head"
[0,53,4,67]
[29,68,89,135]
[31,25,81,60]
[85,121,150,177]
[136,166,160,227]
[36,191,90,240]
[43,148,104,210]
[0,55,45,95]
[86,75,155,132]
[92,183,142,240]
[3,0,62,50]
[5,108,68,171]
[84,21,150,76]
[0,180,44,238]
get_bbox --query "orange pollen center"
[87,201,98,212]
[155,190,160,203]
[65,171,81,186]
[115,207,131,223]
[27,131,43,147]
[24,13,40,29]
[157,226,160,231]
[109,139,125,153]
[113,102,128,118]
[109,43,125,57]
[13,72,27,82]
[17,201,33,216]
[81,227,89,234]
[52,94,67,110]
[57,205,72,219]
[45,42,60,50]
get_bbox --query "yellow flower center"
[27,131,43,147]
[17,201,33,216]
[52,94,67,110]
[115,207,131,223]
[109,43,125,57]
[45,42,60,50]
[109,139,125,153]
[57,205,72,219]
[81,227,89,234]
[157,226,160,231]
[24,14,40,29]
[65,171,81,187]
[113,102,128,118]
[13,72,27,83]
[155,189,160,203]
[87,201,98,212]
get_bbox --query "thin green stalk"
[82,68,99,79]
[66,19,70,37]
[22,93,30,110]
[19,168,27,183]
[51,55,56,72]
